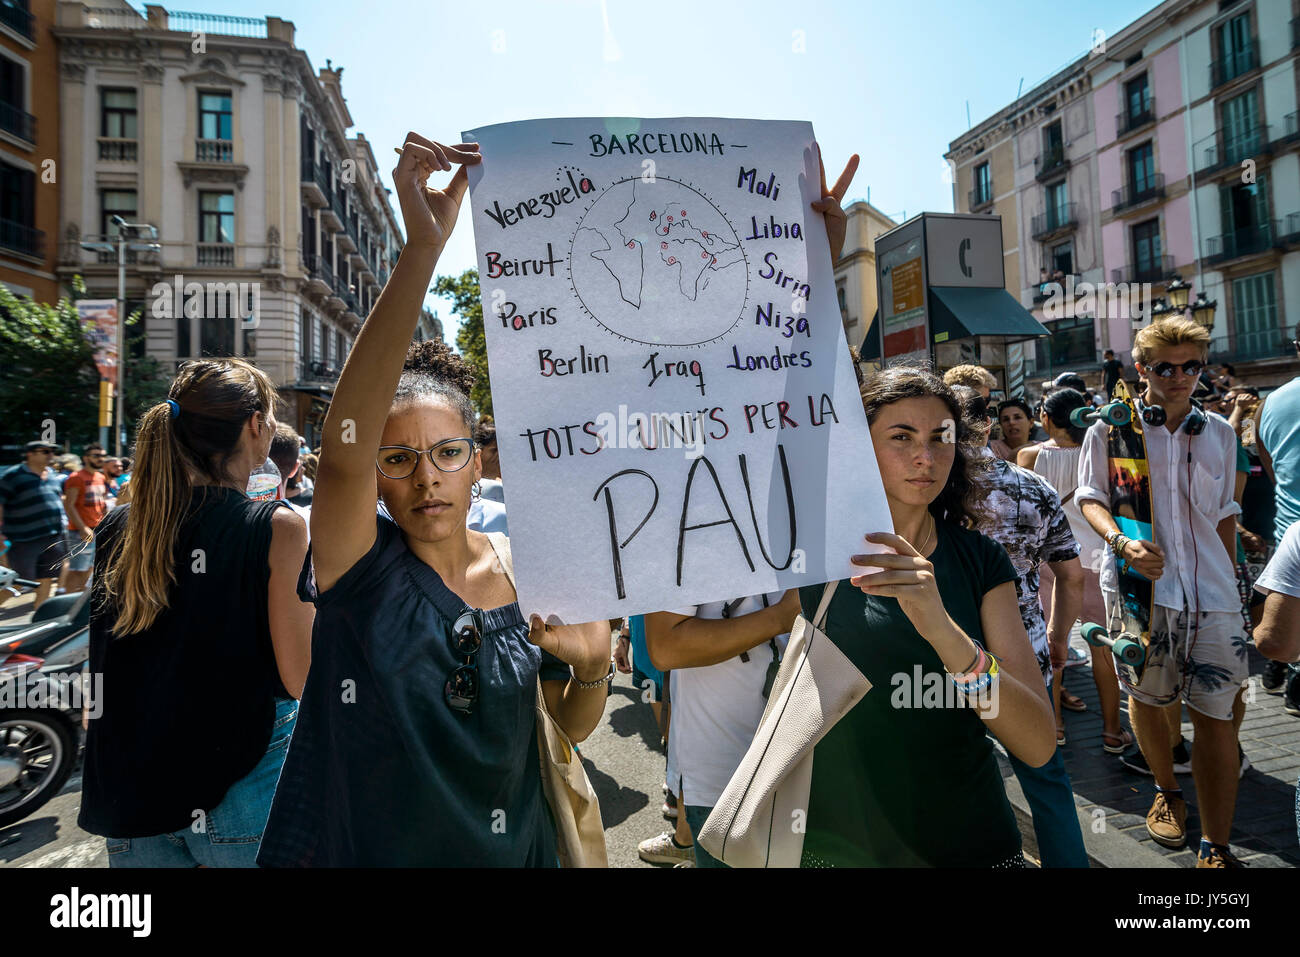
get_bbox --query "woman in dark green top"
[799,367,1056,866]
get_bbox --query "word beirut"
[149,276,260,327]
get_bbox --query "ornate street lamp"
[1148,297,1175,320]
[1190,292,1218,333]
[1165,274,1191,311]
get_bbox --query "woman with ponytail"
[1019,388,1130,754]
[79,359,314,866]
[256,134,611,867]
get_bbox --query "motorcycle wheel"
[0,711,77,828]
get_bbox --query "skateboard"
[1078,381,1164,687]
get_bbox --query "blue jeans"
[684,805,728,868]
[107,699,297,867]
[1007,747,1089,868]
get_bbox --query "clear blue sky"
[185,0,1155,340]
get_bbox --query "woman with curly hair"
[796,366,1054,867]
[256,134,611,867]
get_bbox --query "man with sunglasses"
[0,441,69,611]
[1078,318,1247,867]
[62,443,111,593]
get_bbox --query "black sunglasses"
[1148,360,1204,379]
[445,608,484,715]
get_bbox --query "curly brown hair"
[860,364,988,528]
[392,340,477,430]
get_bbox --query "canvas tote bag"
[486,533,608,867]
[698,581,872,867]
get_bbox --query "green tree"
[432,268,491,417]
[122,308,170,428]
[0,281,99,452]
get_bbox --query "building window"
[176,314,191,358]
[199,91,232,140]
[1216,172,1271,259]
[335,330,343,365]
[1215,12,1254,86]
[199,192,234,244]
[1131,219,1162,280]
[973,162,991,206]
[1046,181,1069,229]
[1124,74,1151,126]
[101,189,137,238]
[1037,313,1095,371]
[1051,240,1074,276]
[1220,88,1261,165]
[1042,120,1064,166]
[0,51,31,143]
[1231,271,1277,359]
[101,89,137,139]
[200,313,236,358]
[1127,141,1155,195]
[0,160,35,254]
[836,284,847,313]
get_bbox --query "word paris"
[464,117,889,622]
[148,275,260,327]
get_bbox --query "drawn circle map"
[569,176,749,347]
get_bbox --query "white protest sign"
[462,117,890,623]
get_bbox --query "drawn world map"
[569,177,748,347]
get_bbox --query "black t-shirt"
[797,521,1023,867]
[1103,358,1122,387]
[79,488,288,838]
[257,516,569,867]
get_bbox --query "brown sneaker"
[1146,791,1187,848]
[1197,845,1246,868]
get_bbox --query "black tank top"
[79,487,289,838]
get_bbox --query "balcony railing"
[0,217,44,258]
[98,137,138,161]
[1200,125,1271,174]
[1031,203,1078,240]
[1205,221,1274,264]
[968,185,993,210]
[165,11,266,37]
[1034,147,1069,182]
[82,6,148,29]
[306,252,336,292]
[1276,112,1299,147]
[0,100,35,144]
[298,358,340,386]
[1233,325,1286,361]
[1112,173,1166,213]
[0,0,34,40]
[197,242,234,266]
[1278,212,1300,245]
[1110,255,1173,285]
[1116,97,1156,137]
[96,248,138,265]
[196,139,233,163]
[1210,42,1258,90]
[1032,274,1082,304]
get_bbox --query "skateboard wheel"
[1112,638,1145,667]
[1081,622,1108,647]
[1101,402,1132,427]
[1069,407,1095,429]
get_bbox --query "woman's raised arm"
[310,134,480,592]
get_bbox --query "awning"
[928,286,1048,344]
[859,309,880,360]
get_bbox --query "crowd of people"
[3,133,1298,869]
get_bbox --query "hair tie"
[166,399,180,418]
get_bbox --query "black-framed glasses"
[376,437,474,479]
[1149,360,1204,379]
[445,608,484,715]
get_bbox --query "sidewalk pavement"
[1017,627,1300,868]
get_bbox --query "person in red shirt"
[62,444,111,592]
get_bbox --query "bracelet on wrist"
[571,659,615,689]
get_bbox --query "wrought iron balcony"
[1031,203,1078,241]
[298,359,340,387]
[1205,221,1274,264]
[1110,255,1173,285]
[1116,97,1156,138]
[1278,212,1300,245]
[0,100,35,145]
[164,11,266,37]
[196,139,233,163]
[1034,147,1069,182]
[1199,125,1271,175]
[1112,173,1165,213]
[0,0,34,40]
[0,217,44,258]
[968,185,993,211]
[1275,112,1299,148]
[98,138,138,161]
[1210,42,1258,90]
